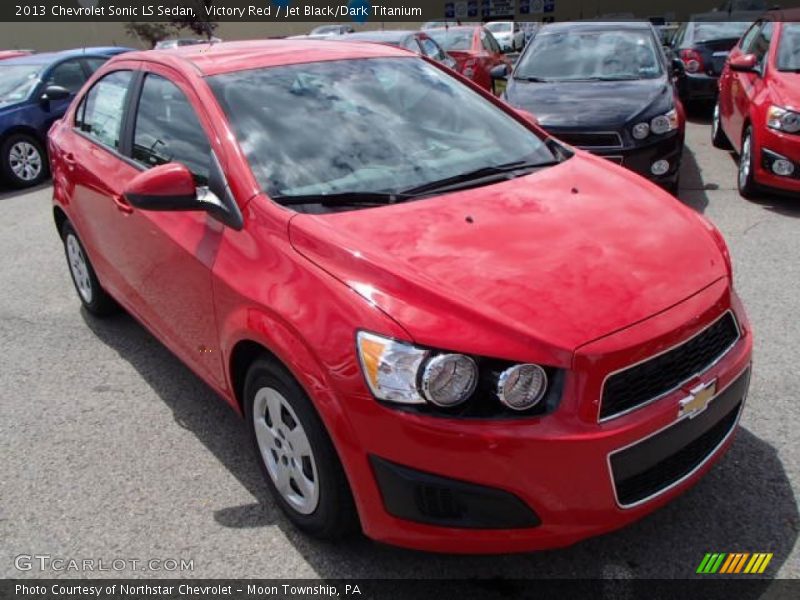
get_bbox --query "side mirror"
[490,64,510,96]
[671,57,685,76]
[41,85,70,102]
[124,163,198,211]
[124,159,244,230]
[515,108,539,126]
[730,53,758,73]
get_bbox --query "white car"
[485,21,525,52]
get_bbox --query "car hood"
[288,154,727,363]
[505,78,671,130]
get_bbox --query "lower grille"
[550,131,623,149]
[610,367,749,507]
[601,311,740,420]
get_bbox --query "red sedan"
[49,40,752,553]
[426,26,511,92]
[714,11,800,197]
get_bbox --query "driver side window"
[132,74,211,185]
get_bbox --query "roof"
[0,46,129,66]
[115,39,412,77]
[538,20,654,34]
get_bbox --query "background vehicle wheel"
[245,357,358,539]
[1,134,49,188]
[738,126,760,199]
[711,101,732,150]
[61,221,118,316]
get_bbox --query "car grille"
[600,312,740,421]
[550,131,623,149]
[610,367,749,507]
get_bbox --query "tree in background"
[171,0,219,40]
[124,22,175,48]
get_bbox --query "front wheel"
[1,134,49,188]
[245,357,358,539]
[711,101,733,150]
[738,126,760,199]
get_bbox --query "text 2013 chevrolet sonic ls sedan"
[49,40,752,553]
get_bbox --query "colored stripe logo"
[697,553,773,574]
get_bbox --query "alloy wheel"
[253,387,319,514]
[8,141,42,182]
[739,133,752,190]
[66,234,93,304]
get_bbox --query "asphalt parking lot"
[0,115,798,580]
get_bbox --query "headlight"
[767,105,800,133]
[632,122,650,140]
[650,109,679,135]
[497,364,547,411]
[356,331,555,415]
[356,331,428,404]
[421,354,478,407]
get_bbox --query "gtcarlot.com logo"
[14,554,194,573]
[696,552,773,574]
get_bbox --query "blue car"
[0,47,132,188]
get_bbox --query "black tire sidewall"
[1,133,49,188]
[244,357,357,538]
[738,127,759,198]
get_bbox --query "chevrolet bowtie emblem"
[679,380,717,419]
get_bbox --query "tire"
[61,221,118,316]
[665,174,681,196]
[1,133,49,188]
[245,356,358,539]
[737,126,760,199]
[711,101,732,150]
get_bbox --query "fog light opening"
[772,158,795,177]
[651,160,670,176]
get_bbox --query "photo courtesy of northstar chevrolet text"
[0,0,798,595]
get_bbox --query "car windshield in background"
[486,22,512,33]
[0,64,41,104]
[692,22,750,42]
[209,57,556,202]
[515,30,662,81]
[427,29,473,51]
[777,23,800,71]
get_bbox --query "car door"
[66,68,140,300]
[112,66,227,387]
[729,21,773,149]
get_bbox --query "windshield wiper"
[401,160,560,196]
[514,76,553,82]
[272,191,413,207]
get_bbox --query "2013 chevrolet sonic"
[48,40,753,553]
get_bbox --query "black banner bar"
[2,0,800,23]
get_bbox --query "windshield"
[486,22,512,33]
[0,64,42,104]
[778,23,800,71]
[692,22,750,42]
[209,58,555,201]
[427,29,473,51]
[515,29,663,81]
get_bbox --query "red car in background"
[427,26,511,92]
[0,50,32,61]
[714,11,800,198]
[49,40,751,553]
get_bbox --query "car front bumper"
[754,126,800,194]
[337,280,752,553]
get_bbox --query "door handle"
[63,152,76,171]
[112,193,133,214]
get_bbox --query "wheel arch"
[1,125,45,148]
[53,205,68,237]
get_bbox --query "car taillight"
[462,58,478,78]
[680,49,704,74]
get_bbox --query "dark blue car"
[0,47,132,188]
